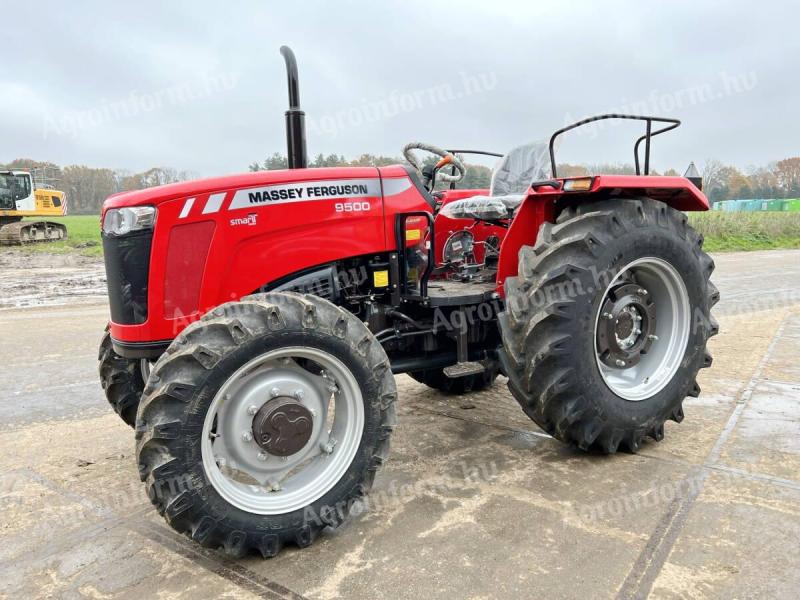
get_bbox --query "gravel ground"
[0,250,799,599]
[0,250,106,310]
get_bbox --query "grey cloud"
[2,0,796,176]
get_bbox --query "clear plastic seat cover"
[440,141,552,221]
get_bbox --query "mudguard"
[495,175,709,292]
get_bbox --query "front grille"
[103,229,153,324]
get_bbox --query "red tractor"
[98,47,718,557]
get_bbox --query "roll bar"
[549,114,681,178]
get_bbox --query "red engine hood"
[102,166,385,211]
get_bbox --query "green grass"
[6,211,800,258]
[13,215,103,257]
[688,211,800,252]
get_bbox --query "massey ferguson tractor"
[98,47,718,558]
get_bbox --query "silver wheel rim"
[140,359,150,382]
[594,257,690,401]
[201,346,364,515]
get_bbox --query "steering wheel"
[403,142,467,184]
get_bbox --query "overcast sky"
[3,0,797,177]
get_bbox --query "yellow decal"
[373,270,389,288]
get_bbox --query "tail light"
[562,177,594,192]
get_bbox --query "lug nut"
[603,312,614,320]
[242,431,253,442]
[257,452,268,461]
[270,387,281,398]
[615,359,626,367]
[294,389,305,400]
[247,405,258,415]
[637,288,648,296]
[648,334,659,341]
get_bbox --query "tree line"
[250,152,682,192]
[559,158,800,203]
[699,158,800,202]
[250,152,494,190]
[0,159,194,214]
[251,152,800,203]
[6,151,798,213]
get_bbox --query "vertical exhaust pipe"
[280,46,308,169]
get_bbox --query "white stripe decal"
[382,177,412,196]
[202,192,226,214]
[178,197,195,218]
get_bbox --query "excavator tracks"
[0,220,68,245]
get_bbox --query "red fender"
[495,175,709,294]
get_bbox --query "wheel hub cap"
[201,346,365,515]
[252,398,314,456]
[596,282,657,369]
[593,257,691,402]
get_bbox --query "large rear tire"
[499,198,719,453]
[135,292,397,557]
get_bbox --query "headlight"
[102,206,156,236]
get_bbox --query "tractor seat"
[440,194,525,220]
[441,141,552,221]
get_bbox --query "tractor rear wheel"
[499,198,719,453]
[409,362,499,394]
[135,292,396,557]
[98,330,146,427]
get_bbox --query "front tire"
[499,199,719,453]
[98,330,146,427]
[135,292,397,557]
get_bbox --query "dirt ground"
[0,249,799,599]
[0,250,106,310]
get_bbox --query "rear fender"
[495,176,709,294]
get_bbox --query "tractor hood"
[102,166,384,212]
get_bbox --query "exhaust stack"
[280,46,308,169]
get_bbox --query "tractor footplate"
[443,361,485,379]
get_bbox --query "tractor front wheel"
[98,330,147,427]
[135,292,396,557]
[499,198,719,453]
